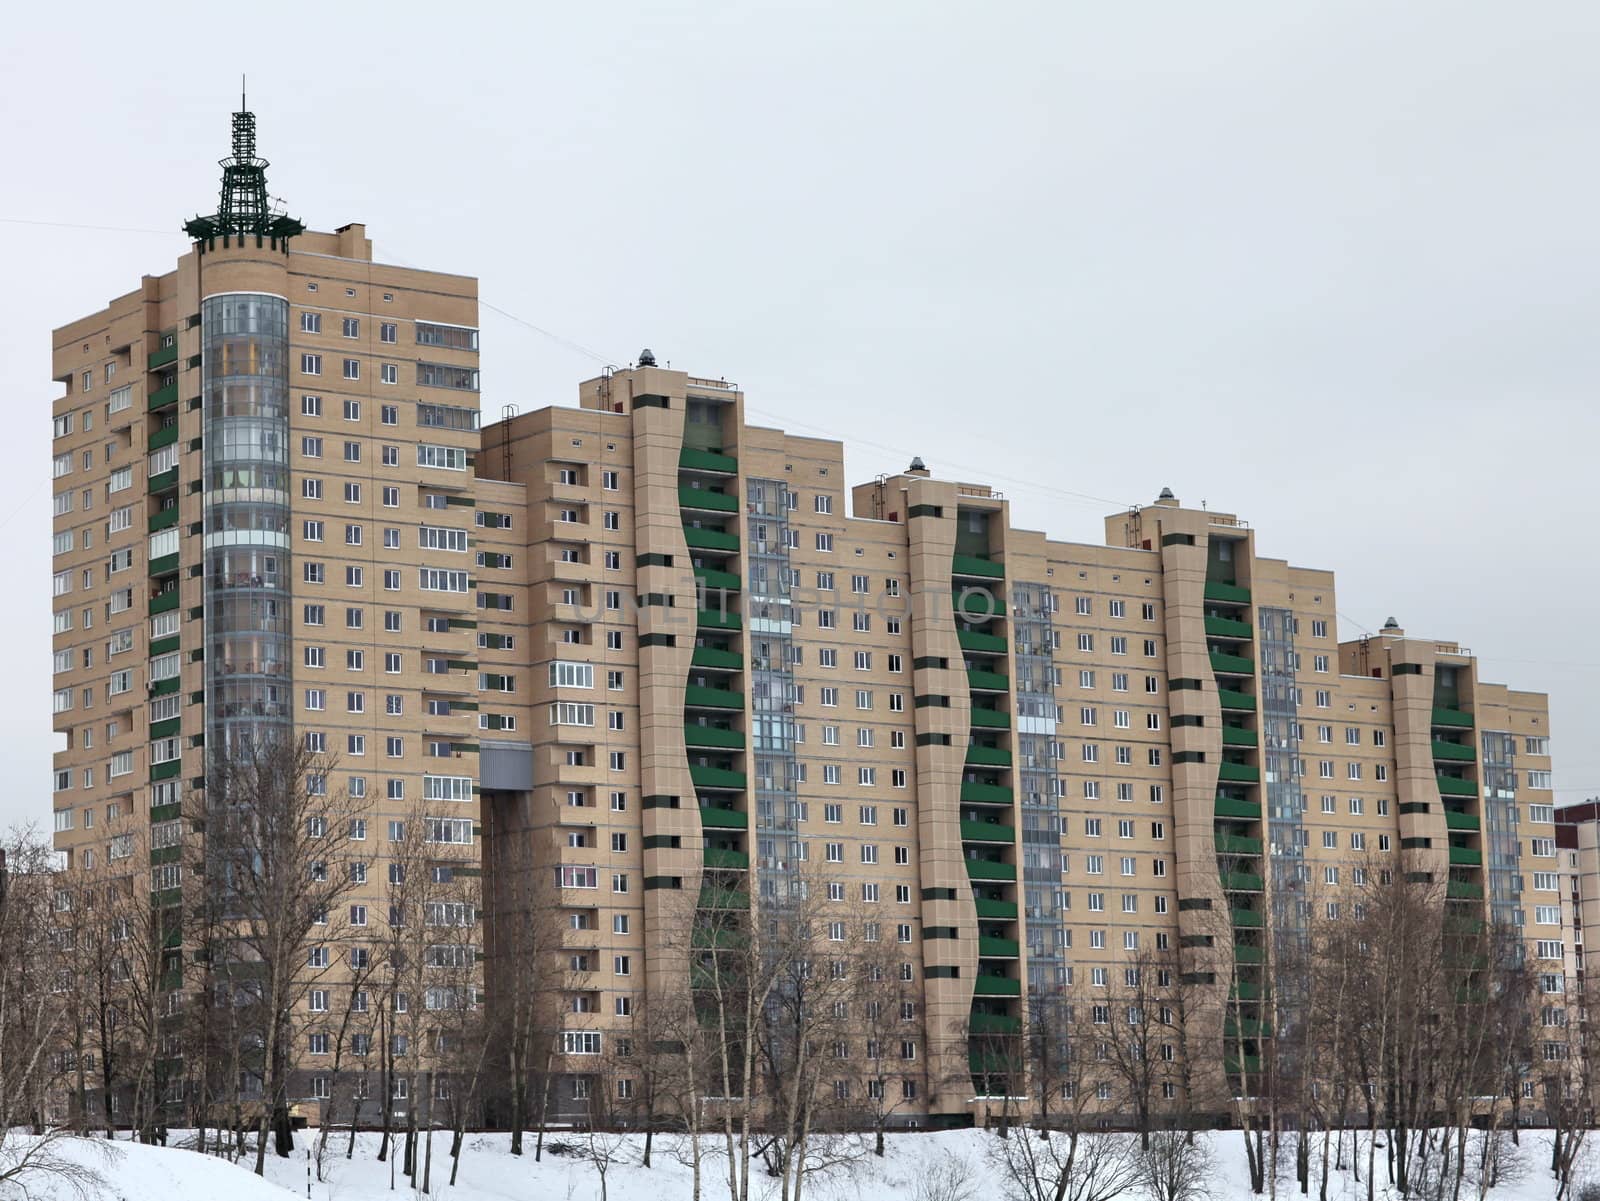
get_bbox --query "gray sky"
[5,1,1598,834]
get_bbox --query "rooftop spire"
[184,93,304,243]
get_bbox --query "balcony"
[678,485,738,513]
[683,526,740,552]
[694,566,742,593]
[696,608,742,632]
[951,553,1005,580]
[1225,1054,1264,1076]
[965,859,1016,883]
[966,669,1010,693]
[148,591,179,616]
[684,724,745,750]
[691,925,745,947]
[698,806,748,831]
[1221,726,1258,748]
[1431,740,1476,763]
[1210,651,1255,677]
[149,553,179,577]
[1234,945,1266,965]
[678,447,738,474]
[1432,706,1474,729]
[690,646,742,671]
[1448,846,1482,867]
[973,898,1018,920]
[1214,796,1261,820]
[1216,761,1259,784]
[147,467,177,494]
[1229,982,1263,1001]
[1447,880,1485,900]
[1204,582,1251,605]
[148,507,179,533]
[953,594,1001,623]
[697,886,747,910]
[148,384,178,411]
[978,936,1020,959]
[1444,809,1480,832]
[960,820,1015,844]
[1220,870,1264,892]
[968,1012,1022,1035]
[702,847,749,871]
[147,343,178,370]
[965,745,1012,768]
[148,425,179,452]
[957,629,1008,655]
[1215,833,1262,856]
[960,781,1013,805]
[970,706,1011,729]
[1437,775,1478,798]
[1204,615,1254,640]
[689,764,747,791]
[1231,908,1264,928]
[684,684,743,710]
[972,975,1022,997]
[1217,688,1256,712]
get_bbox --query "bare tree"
[1140,1126,1215,1201]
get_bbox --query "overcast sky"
[5,1,1598,834]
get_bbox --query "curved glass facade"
[201,294,292,761]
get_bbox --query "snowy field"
[3,1125,1592,1201]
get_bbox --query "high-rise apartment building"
[47,109,1562,1128]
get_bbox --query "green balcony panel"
[965,745,1012,768]
[972,975,1022,997]
[1220,870,1264,892]
[957,628,1008,655]
[696,608,742,632]
[148,507,179,533]
[1432,706,1474,729]
[969,707,1011,729]
[968,1012,1021,1035]
[149,717,180,740]
[965,859,1016,883]
[966,669,1010,692]
[684,684,743,710]
[682,526,740,552]
[150,761,181,782]
[1224,1017,1273,1038]
[690,646,742,671]
[147,467,178,493]
[1444,810,1480,832]
[1214,796,1261,820]
[1233,944,1265,964]
[1221,726,1258,748]
[1231,908,1264,928]
[952,595,1001,622]
[694,566,742,592]
[961,820,1016,844]
[1217,688,1257,712]
[1447,880,1485,900]
[1432,740,1477,763]
[148,383,178,410]
[1448,846,1483,867]
[1225,1055,1264,1076]
[1209,651,1256,676]
[1215,833,1263,856]
[1228,981,1263,1001]
[701,847,749,871]
[148,344,178,370]
[148,425,179,451]
[973,898,1018,920]
[1217,761,1260,784]
[697,887,748,910]
[684,724,745,750]
[1437,775,1478,798]
[978,936,1021,959]
[691,925,746,947]
[148,553,179,577]
[698,806,748,831]
[1204,615,1254,640]
[951,553,1005,580]
[678,485,738,513]
[678,447,738,474]
[960,781,1013,805]
[689,764,747,791]
[149,592,179,616]
[1204,581,1252,605]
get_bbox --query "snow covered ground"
[3,1125,1591,1201]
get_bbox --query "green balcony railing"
[968,1012,1022,1035]
[951,553,1005,580]
[1231,908,1264,928]
[961,820,1015,844]
[147,467,178,494]
[1432,706,1474,729]
[691,925,746,947]
[1217,761,1260,784]
[698,806,748,831]
[1204,581,1251,605]
[966,669,1010,692]
[1447,880,1485,900]
[1444,809,1480,832]
[678,485,738,513]
[697,886,748,910]
[1215,833,1263,856]
[148,425,179,451]
[689,764,747,791]
[1218,688,1257,712]
[148,507,179,533]
[1437,775,1478,798]
[960,781,1013,805]
[694,566,742,593]
[678,447,738,474]
[148,553,179,577]
[696,608,742,631]
[684,684,743,710]
[1432,740,1476,763]
[1448,846,1483,867]
[973,898,1018,920]
[1210,651,1255,676]
[972,975,1022,997]
[957,628,1008,655]
[684,724,745,750]
[683,526,740,552]
[952,594,1001,622]
[1220,870,1264,892]
[978,936,1021,959]
[147,344,178,370]
[1221,726,1258,747]
[690,646,742,671]
[702,846,749,870]
[1214,796,1261,820]
[1228,981,1263,1001]
[970,707,1011,729]
[148,591,179,616]
[1234,944,1266,964]
[965,745,1012,768]
[1225,1054,1264,1076]
[148,383,178,411]
[1204,615,1254,640]
[965,859,1016,882]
